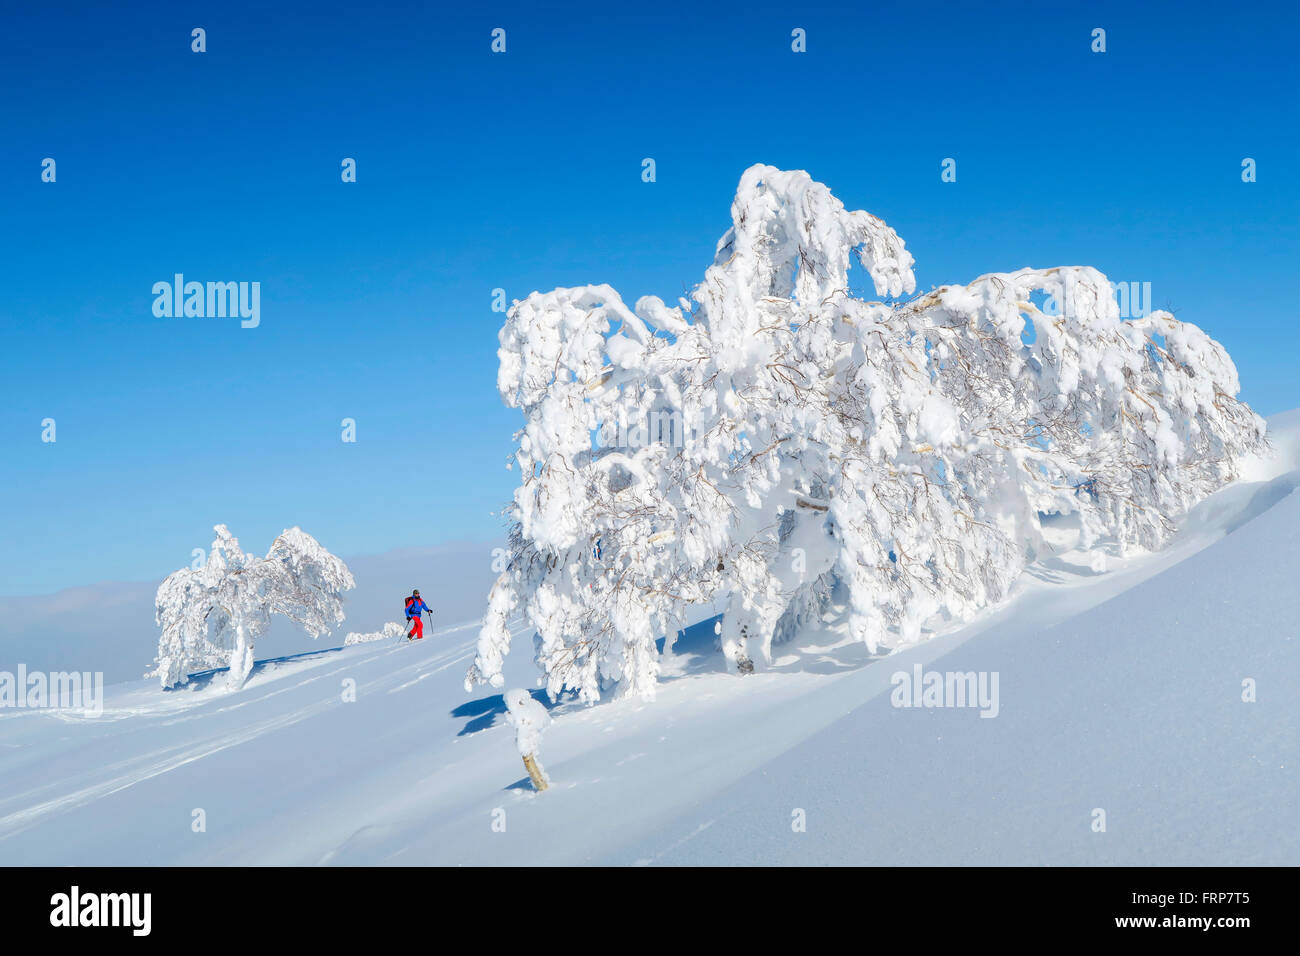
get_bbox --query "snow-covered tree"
[469,164,1266,704]
[153,525,356,690]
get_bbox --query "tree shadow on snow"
[656,614,721,660]
[1023,553,1113,583]
[455,606,895,721]
[655,609,890,681]
[173,646,345,691]
[452,687,572,737]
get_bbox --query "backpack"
[404,595,416,617]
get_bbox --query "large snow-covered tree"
[152,525,355,690]
[469,164,1267,704]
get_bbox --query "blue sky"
[1,0,1297,595]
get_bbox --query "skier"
[404,589,432,640]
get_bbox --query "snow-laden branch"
[469,164,1266,704]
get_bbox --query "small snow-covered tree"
[504,688,552,791]
[153,525,356,690]
[469,164,1266,704]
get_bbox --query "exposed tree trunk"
[522,753,549,792]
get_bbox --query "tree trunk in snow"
[522,753,549,792]
[228,620,254,691]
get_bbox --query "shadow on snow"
[172,645,345,691]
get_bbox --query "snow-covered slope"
[618,461,1300,865]
[1,416,1296,866]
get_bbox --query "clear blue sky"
[1,0,1296,595]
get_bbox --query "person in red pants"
[404,589,432,640]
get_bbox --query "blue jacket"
[405,597,431,619]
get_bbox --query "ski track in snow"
[0,619,510,846]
